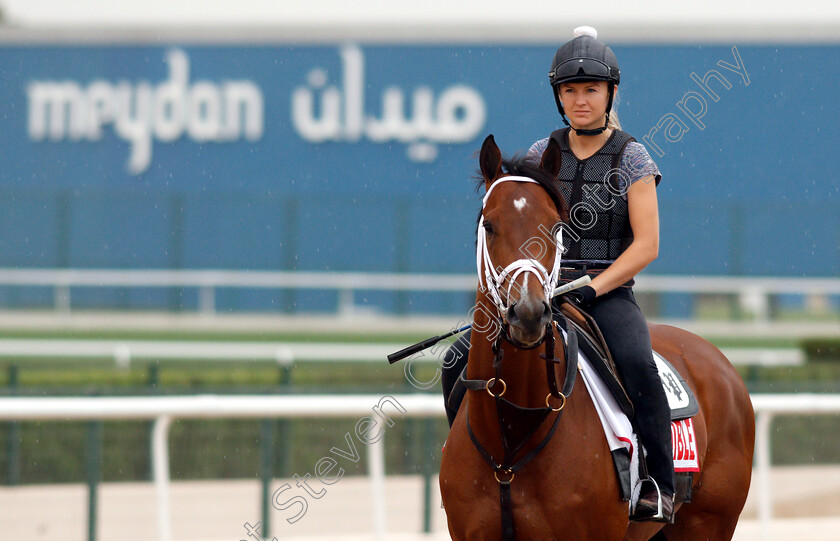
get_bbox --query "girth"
[458,314,579,541]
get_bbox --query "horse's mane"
[474,154,569,227]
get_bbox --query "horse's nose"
[507,296,552,336]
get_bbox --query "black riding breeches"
[583,287,675,496]
[439,287,675,496]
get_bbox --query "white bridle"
[476,175,564,317]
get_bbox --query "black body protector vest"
[549,127,636,261]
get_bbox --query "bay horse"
[438,134,755,540]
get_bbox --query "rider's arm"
[589,174,659,296]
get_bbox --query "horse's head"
[477,134,567,347]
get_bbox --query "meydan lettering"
[292,45,486,162]
[26,49,264,174]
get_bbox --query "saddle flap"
[555,306,635,419]
[559,301,614,368]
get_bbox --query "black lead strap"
[462,321,579,541]
[466,398,566,541]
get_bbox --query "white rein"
[476,175,564,317]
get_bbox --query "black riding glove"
[566,285,597,307]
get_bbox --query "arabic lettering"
[292,45,486,162]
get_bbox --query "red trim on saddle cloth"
[617,435,634,456]
[671,418,700,472]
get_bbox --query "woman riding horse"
[441,26,674,522]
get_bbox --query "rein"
[464,174,579,541]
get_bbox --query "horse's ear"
[479,134,503,188]
[540,136,562,178]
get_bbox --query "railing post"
[421,416,435,533]
[146,365,160,484]
[152,415,173,541]
[86,420,103,541]
[198,286,215,316]
[5,365,21,486]
[338,288,354,315]
[113,344,131,370]
[56,284,71,313]
[756,410,774,541]
[368,431,386,541]
[740,286,770,322]
[259,419,276,539]
[275,347,294,480]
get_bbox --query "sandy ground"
[2,467,840,541]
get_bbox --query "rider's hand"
[566,285,597,307]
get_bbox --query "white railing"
[0,268,838,319]
[0,394,441,541]
[750,394,840,540]
[0,339,409,368]
[0,393,837,541]
[0,338,804,368]
[0,268,476,315]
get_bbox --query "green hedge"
[0,416,450,484]
[801,337,840,362]
[0,347,839,485]
[0,360,448,484]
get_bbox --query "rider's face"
[557,81,611,130]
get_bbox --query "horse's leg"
[440,397,504,541]
[659,507,740,541]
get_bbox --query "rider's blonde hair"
[608,87,621,131]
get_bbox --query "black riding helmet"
[548,27,620,136]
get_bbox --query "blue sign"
[0,43,836,312]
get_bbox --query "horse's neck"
[466,292,501,378]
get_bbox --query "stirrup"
[631,477,672,523]
[642,477,663,519]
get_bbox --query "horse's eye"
[483,221,494,235]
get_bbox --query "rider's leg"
[585,288,675,501]
[441,330,471,427]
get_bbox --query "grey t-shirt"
[526,137,662,198]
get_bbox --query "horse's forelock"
[473,154,569,246]
[500,155,568,221]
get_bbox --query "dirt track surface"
[2,467,840,541]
